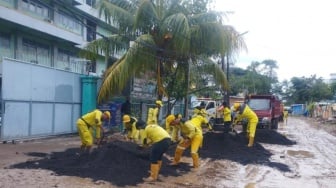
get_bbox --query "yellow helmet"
[166,115,175,124]
[155,100,163,107]
[104,111,111,119]
[233,103,241,112]
[177,114,182,119]
[123,115,131,123]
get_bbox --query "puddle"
[245,182,256,188]
[286,150,314,158]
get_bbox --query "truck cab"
[247,94,282,129]
[189,98,223,126]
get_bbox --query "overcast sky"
[214,0,336,81]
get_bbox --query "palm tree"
[81,0,246,104]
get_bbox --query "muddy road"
[0,116,336,188]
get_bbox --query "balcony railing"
[1,50,90,74]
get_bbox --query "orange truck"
[246,94,282,129]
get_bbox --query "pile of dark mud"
[10,128,296,187]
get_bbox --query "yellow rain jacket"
[147,107,159,125]
[77,109,104,147]
[177,120,203,154]
[123,117,140,141]
[223,107,232,122]
[235,104,258,137]
[142,124,171,145]
[189,114,211,134]
[165,114,176,134]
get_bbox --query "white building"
[0,0,122,141]
[0,0,118,75]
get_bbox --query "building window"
[57,49,89,74]
[22,39,50,67]
[19,0,49,19]
[56,49,73,70]
[86,0,96,7]
[86,20,96,42]
[0,33,12,59]
[0,33,10,49]
[55,11,82,35]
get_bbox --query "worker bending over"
[169,116,205,170]
[76,109,111,153]
[165,113,182,142]
[136,120,171,182]
[122,115,141,143]
[232,103,258,147]
[193,109,213,133]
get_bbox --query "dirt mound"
[10,129,296,187]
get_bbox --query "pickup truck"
[188,98,223,126]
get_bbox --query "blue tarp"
[291,104,306,115]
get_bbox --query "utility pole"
[226,54,230,106]
[221,54,230,106]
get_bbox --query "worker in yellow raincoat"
[165,114,182,142]
[232,103,258,147]
[169,116,205,170]
[136,121,171,182]
[76,109,111,153]
[147,100,163,125]
[217,101,232,132]
[283,109,289,125]
[122,115,140,143]
[192,109,213,133]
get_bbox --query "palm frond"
[124,34,157,75]
[134,0,159,31]
[189,11,222,25]
[190,23,246,57]
[97,0,135,32]
[97,34,157,104]
[161,13,190,55]
[190,57,229,90]
[98,55,127,104]
[79,35,129,60]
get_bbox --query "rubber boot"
[248,137,255,147]
[191,153,199,169]
[157,160,163,179]
[143,163,159,182]
[170,148,184,166]
[157,160,162,170]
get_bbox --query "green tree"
[288,76,332,104]
[81,0,245,104]
[229,61,274,96]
